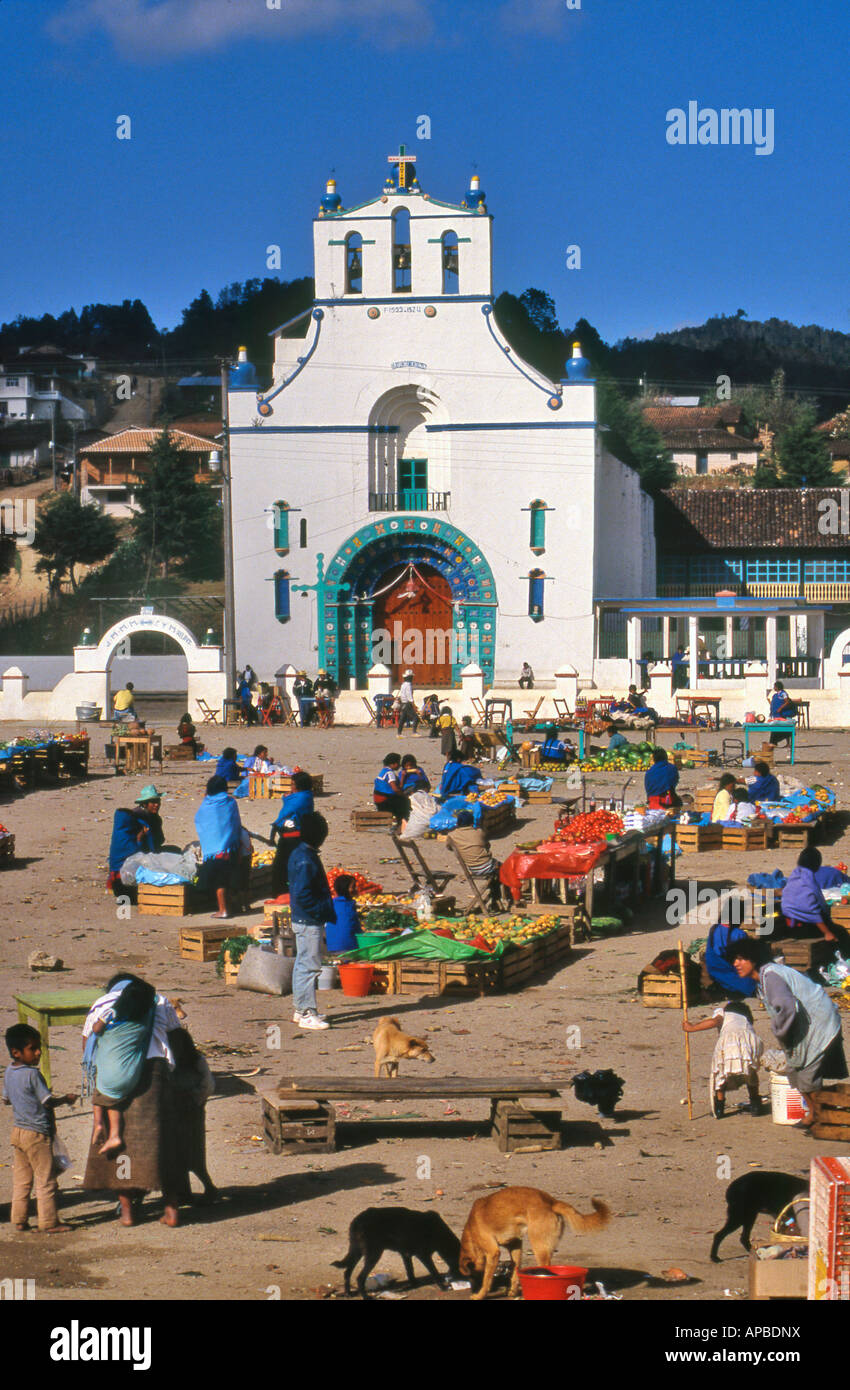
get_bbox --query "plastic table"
[744,721,796,764]
[14,988,100,1086]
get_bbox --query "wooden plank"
[276,1076,561,1099]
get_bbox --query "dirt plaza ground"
[0,712,846,1302]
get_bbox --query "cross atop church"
[387,143,417,189]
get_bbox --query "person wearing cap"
[112,681,136,723]
[107,786,165,895]
[397,670,419,737]
[293,671,316,727]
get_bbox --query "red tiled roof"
[80,428,213,455]
[643,404,745,433]
[664,430,760,453]
[658,487,850,551]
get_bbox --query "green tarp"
[341,929,508,963]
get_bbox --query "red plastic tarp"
[500,840,608,902]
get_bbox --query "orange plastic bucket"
[518,1265,587,1301]
[338,962,375,997]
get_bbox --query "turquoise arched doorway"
[323,518,497,688]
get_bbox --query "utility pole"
[50,398,58,490]
[218,358,237,703]
[69,419,80,497]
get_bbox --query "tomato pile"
[551,809,624,844]
[327,867,382,894]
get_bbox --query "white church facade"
[227,148,655,690]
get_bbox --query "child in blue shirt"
[325,874,361,953]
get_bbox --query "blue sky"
[2,0,848,350]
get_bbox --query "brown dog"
[460,1186,611,1300]
[372,1017,435,1078]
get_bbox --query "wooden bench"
[263,1076,564,1155]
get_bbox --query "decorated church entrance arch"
[323,518,497,689]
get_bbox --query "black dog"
[332,1207,461,1297]
[711,1171,809,1263]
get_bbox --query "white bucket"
[770,1072,808,1125]
[317,964,339,990]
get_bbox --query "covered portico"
[596,595,834,690]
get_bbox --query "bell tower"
[312,151,494,302]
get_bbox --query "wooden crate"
[772,937,835,972]
[831,906,850,931]
[694,787,717,815]
[0,834,15,864]
[638,966,700,1009]
[249,772,324,800]
[250,863,273,901]
[498,944,540,991]
[672,748,713,767]
[262,1095,337,1154]
[525,789,553,804]
[369,960,395,994]
[677,822,723,853]
[480,802,517,836]
[749,1245,808,1300]
[393,955,501,997]
[138,882,204,916]
[179,924,231,962]
[721,823,771,851]
[775,822,817,848]
[351,808,395,831]
[520,748,541,770]
[490,1099,562,1153]
[222,950,241,986]
[164,744,195,760]
[810,1083,850,1144]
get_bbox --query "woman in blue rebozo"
[194,775,243,919]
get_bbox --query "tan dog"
[372,1017,435,1078]
[460,1186,611,1300]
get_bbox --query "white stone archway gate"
[0,611,225,721]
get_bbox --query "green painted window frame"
[273,500,289,554]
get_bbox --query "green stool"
[14,988,101,1086]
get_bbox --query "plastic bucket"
[355,932,394,950]
[770,1073,808,1125]
[317,964,339,990]
[518,1265,588,1301]
[338,962,375,997]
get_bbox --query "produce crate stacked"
[249,772,324,800]
[677,822,723,853]
[808,1156,850,1299]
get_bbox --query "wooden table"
[744,721,796,763]
[14,988,100,1086]
[265,1075,564,1154]
[518,824,675,915]
[675,695,721,729]
[112,734,163,775]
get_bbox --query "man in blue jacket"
[289,812,335,1031]
[270,770,314,896]
[439,752,485,798]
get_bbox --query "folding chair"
[553,697,572,725]
[471,698,488,727]
[196,698,219,725]
[522,696,544,730]
[391,833,454,896]
[260,698,279,726]
[317,699,335,729]
[447,840,496,915]
[361,696,378,726]
[278,695,299,728]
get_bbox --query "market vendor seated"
[746,759,780,803]
[107,785,165,895]
[314,669,338,723]
[324,874,360,954]
[446,810,504,911]
[727,790,764,824]
[539,725,576,764]
[177,713,202,757]
[399,754,430,794]
[600,717,629,752]
[644,748,680,809]
[373,753,411,823]
[781,848,850,956]
[215,746,244,783]
[711,773,738,822]
[767,681,797,745]
[112,681,137,723]
[439,751,487,798]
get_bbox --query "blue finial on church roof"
[319,176,342,215]
[564,341,592,382]
[230,346,258,389]
[463,172,486,212]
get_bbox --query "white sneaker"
[298,1011,330,1030]
[292,1009,327,1024]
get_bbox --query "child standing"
[3,1024,77,1232]
[683,1001,763,1118]
[325,873,361,954]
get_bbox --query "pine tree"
[132,430,223,581]
[33,493,119,592]
[774,408,836,487]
